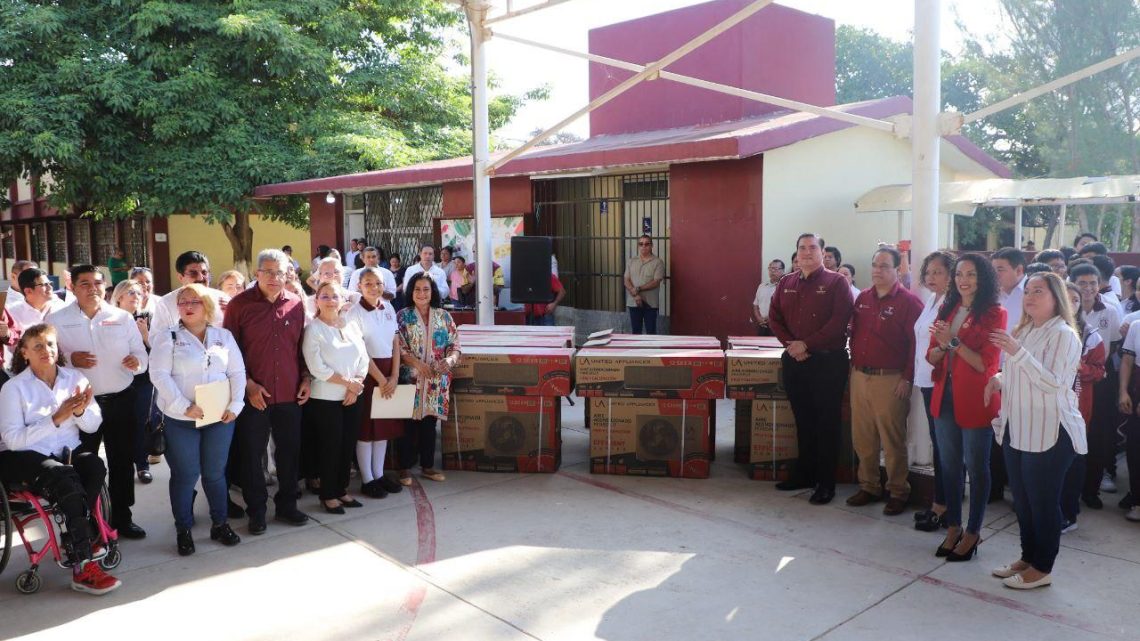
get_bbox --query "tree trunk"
[1042,207,1058,249]
[1077,206,1090,242]
[221,209,254,278]
[1113,206,1125,251]
[1131,205,1140,252]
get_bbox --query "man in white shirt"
[7,268,66,330]
[150,250,229,339]
[46,265,149,539]
[751,258,785,335]
[345,238,362,269]
[4,259,37,310]
[993,247,1027,332]
[402,244,449,299]
[347,246,397,299]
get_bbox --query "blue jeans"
[164,416,235,530]
[933,387,992,533]
[920,387,946,506]
[526,313,555,326]
[1004,428,1076,574]
[628,305,659,335]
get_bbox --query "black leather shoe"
[248,519,267,536]
[1083,494,1104,510]
[362,481,388,499]
[946,539,979,562]
[808,485,835,505]
[176,529,195,556]
[116,522,147,540]
[340,498,363,508]
[1120,493,1133,510]
[323,502,345,515]
[210,523,241,547]
[775,478,813,491]
[275,510,310,526]
[227,498,246,519]
[378,475,403,494]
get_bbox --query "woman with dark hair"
[837,264,860,299]
[987,272,1085,589]
[389,253,406,311]
[926,253,1006,561]
[912,251,955,532]
[1118,265,1140,314]
[396,272,461,485]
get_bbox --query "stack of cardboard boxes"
[444,325,575,473]
[726,336,856,482]
[576,332,725,478]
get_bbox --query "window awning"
[855,175,1140,217]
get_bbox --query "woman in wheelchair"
[0,323,122,595]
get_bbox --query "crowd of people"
[755,232,1139,590]
[0,244,468,595]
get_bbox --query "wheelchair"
[0,479,121,594]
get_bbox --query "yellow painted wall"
[166,215,312,282]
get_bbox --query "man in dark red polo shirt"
[769,233,854,505]
[223,248,311,535]
[846,247,924,515]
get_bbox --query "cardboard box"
[726,348,785,398]
[589,397,712,478]
[451,346,574,396]
[575,348,725,399]
[442,395,561,473]
[735,398,797,479]
[583,334,722,349]
[460,335,572,349]
[727,336,784,349]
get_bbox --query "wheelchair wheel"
[15,569,41,594]
[98,484,113,529]
[99,546,122,571]
[0,482,11,577]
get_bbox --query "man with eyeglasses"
[46,265,149,539]
[150,251,230,339]
[846,247,923,515]
[623,235,666,334]
[223,248,311,534]
[7,268,67,330]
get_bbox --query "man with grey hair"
[223,248,311,534]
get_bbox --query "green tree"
[0,1,536,272]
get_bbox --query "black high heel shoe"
[946,536,980,562]
[935,532,962,558]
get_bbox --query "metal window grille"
[3,225,16,263]
[122,216,149,267]
[49,221,67,265]
[69,219,91,264]
[363,186,442,265]
[534,172,670,314]
[93,220,117,265]
[30,223,48,264]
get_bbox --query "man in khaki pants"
[847,247,924,515]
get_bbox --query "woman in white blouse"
[0,324,122,595]
[344,267,404,499]
[985,272,1085,590]
[303,281,370,514]
[149,284,245,556]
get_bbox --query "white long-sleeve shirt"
[46,301,148,395]
[149,325,247,420]
[343,299,398,358]
[346,266,397,296]
[7,297,67,329]
[402,263,450,299]
[0,367,102,457]
[993,316,1086,454]
[998,275,1028,332]
[150,286,229,340]
[912,292,945,389]
[302,318,369,401]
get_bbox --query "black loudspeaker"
[510,236,553,303]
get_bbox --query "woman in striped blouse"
[985,272,1086,590]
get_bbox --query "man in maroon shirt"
[769,233,855,505]
[223,248,312,534]
[846,247,924,515]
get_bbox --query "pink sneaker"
[71,561,122,595]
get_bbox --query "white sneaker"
[1101,472,1118,494]
[1126,506,1140,522]
[1061,519,1079,534]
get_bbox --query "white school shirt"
[302,318,370,401]
[150,286,229,341]
[912,292,945,389]
[402,263,450,298]
[0,367,102,457]
[46,301,148,395]
[1100,290,1124,314]
[1110,274,1122,296]
[343,299,398,359]
[1085,302,1124,345]
[993,317,1086,454]
[998,275,1028,332]
[347,266,397,296]
[149,325,247,420]
[752,282,778,318]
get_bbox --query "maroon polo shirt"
[768,267,854,353]
[849,281,924,381]
[223,284,307,406]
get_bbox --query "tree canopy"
[0,0,539,267]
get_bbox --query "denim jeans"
[920,387,946,506]
[132,373,162,470]
[933,386,992,533]
[164,416,235,531]
[526,313,555,326]
[628,305,659,335]
[1003,428,1076,574]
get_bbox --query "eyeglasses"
[177,300,204,308]
[30,282,53,289]
[637,242,651,246]
[258,269,286,279]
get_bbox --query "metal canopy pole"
[911,0,941,265]
[466,1,495,324]
[1014,205,1023,249]
[1057,204,1068,251]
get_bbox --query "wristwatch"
[947,337,961,351]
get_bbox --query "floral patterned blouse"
[397,306,461,420]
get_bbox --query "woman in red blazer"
[927,253,1006,562]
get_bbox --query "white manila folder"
[194,380,231,428]
[371,384,416,419]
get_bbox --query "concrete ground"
[1,398,1137,641]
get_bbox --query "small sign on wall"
[155,233,168,243]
